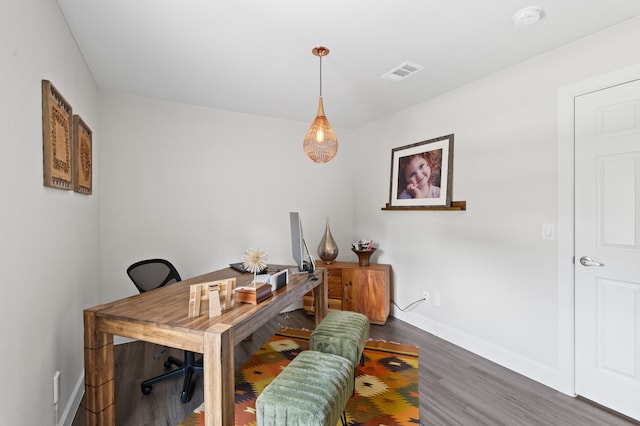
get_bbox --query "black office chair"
[126,258,203,403]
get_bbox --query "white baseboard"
[438,322,561,392]
[59,370,84,426]
[114,335,136,345]
[393,309,439,335]
[391,312,564,394]
[60,337,144,425]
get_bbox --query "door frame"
[557,63,640,396]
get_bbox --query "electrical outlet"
[423,291,430,303]
[53,371,60,405]
[434,293,441,308]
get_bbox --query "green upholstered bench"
[256,350,353,426]
[309,310,370,371]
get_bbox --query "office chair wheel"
[181,390,189,404]
[141,384,152,395]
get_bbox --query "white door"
[574,78,640,420]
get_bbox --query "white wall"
[98,93,355,304]
[0,1,99,425]
[352,15,640,392]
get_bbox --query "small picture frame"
[388,134,454,208]
[269,269,289,292]
[73,115,92,195]
[42,80,73,190]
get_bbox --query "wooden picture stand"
[216,278,236,311]
[208,285,222,318]
[188,285,202,318]
[188,278,237,318]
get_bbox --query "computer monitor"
[289,212,314,273]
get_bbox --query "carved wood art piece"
[42,80,73,190]
[73,115,92,195]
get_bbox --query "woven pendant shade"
[304,97,338,163]
[304,46,338,163]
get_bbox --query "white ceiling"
[57,0,640,129]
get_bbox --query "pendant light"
[303,46,338,163]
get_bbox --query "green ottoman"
[256,350,353,426]
[310,310,370,370]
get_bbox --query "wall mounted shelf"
[381,200,466,211]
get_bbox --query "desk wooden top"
[85,266,324,352]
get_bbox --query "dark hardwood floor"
[72,309,638,426]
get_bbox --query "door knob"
[579,256,604,267]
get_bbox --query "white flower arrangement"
[242,247,268,285]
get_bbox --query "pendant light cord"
[319,55,323,97]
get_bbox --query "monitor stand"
[290,259,315,275]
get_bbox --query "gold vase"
[317,220,338,264]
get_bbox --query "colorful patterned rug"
[179,327,420,425]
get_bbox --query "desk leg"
[313,268,329,327]
[83,309,115,425]
[203,323,234,426]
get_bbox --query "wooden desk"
[83,266,327,426]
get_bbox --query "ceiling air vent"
[381,61,424,81]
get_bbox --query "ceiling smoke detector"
[512,5,544,27]
[382,61,424,81]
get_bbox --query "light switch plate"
[542,223,555,240]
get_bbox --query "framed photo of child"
[388,134,454,208]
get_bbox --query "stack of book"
[237,283,272,305]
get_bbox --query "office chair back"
[127,258,182,293]
[126,258,201,403]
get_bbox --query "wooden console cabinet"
[303,261,391,325]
